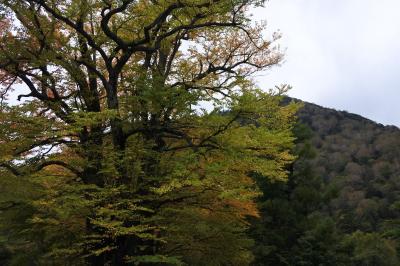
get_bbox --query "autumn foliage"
[0,1,297,265]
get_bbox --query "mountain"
[298,100,400,229]
[251,99,400,266]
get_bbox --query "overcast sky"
[252,0,400,126]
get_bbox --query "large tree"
[0,0,297,265]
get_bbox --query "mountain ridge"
[284,96,399,130]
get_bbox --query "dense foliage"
[0,1,298,265]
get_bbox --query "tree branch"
[0,162,22,176]
[35,160,81,176]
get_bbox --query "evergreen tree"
[250,123,341,266]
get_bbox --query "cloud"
[253,0,400,126]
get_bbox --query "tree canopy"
[0,1,297,265]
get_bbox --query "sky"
[252,0,400,126]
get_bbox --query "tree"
[0,1,297,265]
[250,123,343,266]
[341,231,399,266]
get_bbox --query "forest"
[0,0,399,265]
[251,99,400,265]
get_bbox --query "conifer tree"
[250,123,341,266]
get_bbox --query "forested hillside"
[252,100,400,265]
[300,100,400,236]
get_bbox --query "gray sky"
[252,0,400,126]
